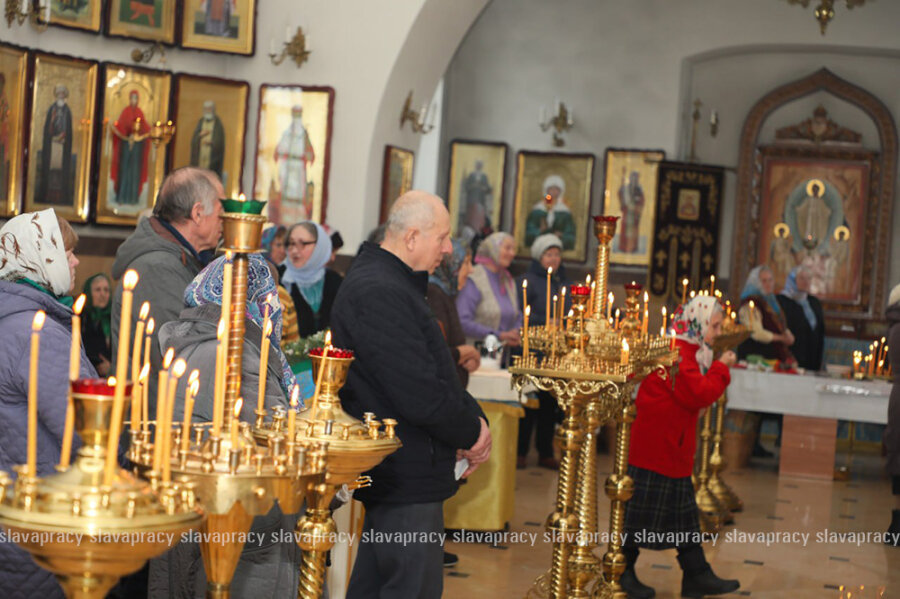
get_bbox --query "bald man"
[332,191,492,598]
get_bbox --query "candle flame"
[689,290,696,298]
[643,291,649,302]
[172,358,187,378]
[264,320,273,336]
[163,348,175,369]
[749,300,755,309]
[567,309,574,317]
[217,318,226,340]
[325,330,332,346]
[622,338,629,351]
[882,337,887,343]
[553,294,558,302]
[561,287,566,297]
[585,274,591,285]
[73,294,86,315]
[225,249,233,261]
[138,301,150,320]
[662,306,667,318]
[32,310,46,331]
[525,305,531,316]
[238,193,247,202]
[682,278,689,287]
[107,376,117,388]
[234,397,243,418]
[615,308,620,318]
[710,275,715,283]
[123,270,139,290]
[139,362,150,382]
[608,292,613,302]
[266,292,275,305]
[547,267,553,275]
[146,318,155,335]
[290,385,299,407]
[188,369,200,384]
[522,279,527,289]
[189,379,200,397]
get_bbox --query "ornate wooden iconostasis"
[731,69,898,336]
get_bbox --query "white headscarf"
[672,295,723,372]
[0,209,71,296]
[281,221,332,288]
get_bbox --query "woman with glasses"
[279,221,343,336]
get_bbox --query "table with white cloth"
[443,367,525,531]
[726,369,891,479]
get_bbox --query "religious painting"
[253,85,334,225]
[171,73,248,198]
[180,0,256,55]
[24,52,98,223]
[446,139,507,248]
[512,151,594,262]
[47,0,102,32]
[378,146,414,223]
[95,64,171,225]
[755,148,872,304]
[601,148,665,266]
[0,44,28,218]
[648,162,725,303]
[107,0,176,44]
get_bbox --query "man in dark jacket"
[333,191,491,599]
[110,166,224,412]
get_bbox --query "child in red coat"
[621,296,741,599]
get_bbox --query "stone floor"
[442,447,897,598]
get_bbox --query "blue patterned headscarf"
[184,253,298,398]
[740,264,782,316]
[429,239,467,296]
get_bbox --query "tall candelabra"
[0,378,203,598]
[512,216,678,599]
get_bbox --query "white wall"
[440,0,900,286]
[3,0,489,248]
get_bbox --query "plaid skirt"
[623,465,700,550]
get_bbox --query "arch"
[730,68,897,318]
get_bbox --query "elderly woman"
[456,231,522,346]
[621,296,739,599]
[737,265,795,364]
[778,266,825,371]
[81,273,113,376]
[517,233,567,469]
[280,221,343,337]
[0,209,96,599]
[149,253,300,598]
[885,284,900,546]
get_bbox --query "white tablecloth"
[727,369,891,424]
[467,367,521,403]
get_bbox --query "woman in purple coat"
[0,209,96,599]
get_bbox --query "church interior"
[1,1,900,598]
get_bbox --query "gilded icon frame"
[446,139,507,245]
[0,43,29,218]
[180,0,257,55]
[106,0,176,44]
[47,0,103,33]
[379,145,415,223]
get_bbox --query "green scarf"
[82,273,112,339]
[16,278,74,308]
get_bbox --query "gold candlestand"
[129,198,325,599]
[513,216,678,599]
[0,380,203,599]
[707,393,743,513]
[253,348,401,599]
[694,408,728,533]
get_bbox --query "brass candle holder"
[0,379,203,599]
[513,216,678,599]
[253,347,401,599]
[129,197,327,599]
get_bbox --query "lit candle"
[26,311,46,476]
[130,302,150,432]
[607,292,614,321]
[589,281,596,317]
[559,287,567,327]
[181,376,199,458]
[288,385,299,441]
[660,306,667,337]
[620,338,629,366]
[257,297,273,414]
[551,294,558,329]
[522,279,528,315]
[141,318,154,433]
[105,270,138,486]
[311,331,332,419]
[748,300,756,324]
[546,267,553,327]
[614,308,621,330]
[689,290,696,299]
[670,331,677,351]
[642,291,649,337]
[153,348,175,472]
[231,397,243,447]
[162,359,186,483]
[869,342,877,376]
[523,305,531,357]
[682,278,689,304]
[710,274,715,295]
[238,192,247,202]
[212,318,226,436]
[60,295,86,470]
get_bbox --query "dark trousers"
[347,501,444,599]
[624,543,709,575]
[517,391,557,459]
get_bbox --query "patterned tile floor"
[443,448,897,598]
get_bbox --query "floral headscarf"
[0,209,70,296]
[672,295,724,371]
[184,253,297,397]
[429,239,467,296]
[474,231,514,294]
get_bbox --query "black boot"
[620,546,655,599]
[677,544,739,598]
[885,509,900,546]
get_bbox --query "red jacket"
[628,340,731,478]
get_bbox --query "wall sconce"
[688,99,718,162]
[5,0,49,29]
[399,91,436,134]
[710,109,719,137]
[269,26,311,67]
[131,42,166,65]
[539,100,574,147]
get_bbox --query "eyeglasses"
[287,240,317,249]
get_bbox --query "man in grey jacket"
[110,166,224,413]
